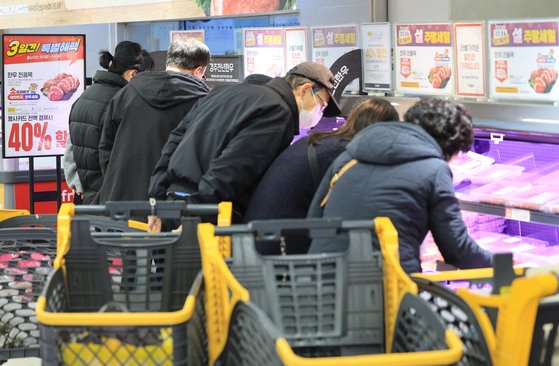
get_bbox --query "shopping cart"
[198,217,463,366]
[36,200,231,365]
[0,204,157,364]
[412,254,559,366]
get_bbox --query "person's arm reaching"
[429,164,493,269]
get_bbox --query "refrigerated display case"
[339,95,559,270]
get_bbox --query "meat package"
[428,65,451,88]
[529,67,557,94]
[41,73,80,101]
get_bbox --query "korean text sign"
[243,28,285,78]
[489,19,559,101]
[395,23,454,95]
[454,23,486,97]
[2,34,85,158]
[361,23,392,91]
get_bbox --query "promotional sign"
[2,34,86,158]
[170,30,205,43]
[395,23,454,95]
[489,19,559,101]
[454,22,486,97]
[285,27,308,71]
[0,0,298,29]
[205,55,244,88]
[360,23,392,92]
[311,25,359,93]
[243,28,285,78]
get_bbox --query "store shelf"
[459,200,559,227]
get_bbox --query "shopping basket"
[37,200,231,365]
[413,255,559,366]
[198,217,462,366]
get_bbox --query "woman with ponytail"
[63,41,153,203]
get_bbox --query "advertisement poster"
[454,23,486,97]
[2,34,86,158]
[0,0,298,29]
[311,25,358,93]
[170,30,205,43]
[285,27,308,71]
[360,23,392,92]
[395,23,454,95]
[489,19,559,101]
[243,28,285,78]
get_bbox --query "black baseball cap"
[286,61,342,117]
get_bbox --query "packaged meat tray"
[507,185,559,211]
[449,151,495,174]
[469,181,533,206]
[468,164,526,185]
[546,198,559,213]
[534,169,559,186]
[521,246,559,266]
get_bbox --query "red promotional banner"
[2,34,86,158]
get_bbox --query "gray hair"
[166,38,211,70]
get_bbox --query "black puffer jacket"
[68,70,127,203]
[97,71,209,203]
[149,77,299,217]
[308,122,493,273]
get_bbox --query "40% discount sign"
[7,122,53,153]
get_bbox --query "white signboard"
[454,23,486,97]
[360,23,392,91]
[489,19,559,101]
[395,23,454,96]
[285,27,308,71]
[243,28,285,78]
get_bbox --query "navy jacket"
[308,122,493,273]
[244,136,348,222]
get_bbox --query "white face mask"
[299,92,324,129]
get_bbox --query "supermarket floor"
[4,358,41,365]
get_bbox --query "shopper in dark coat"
[148,62,342,226]
[63,41,153,204]
[308,97,493,273]
[97,38,210,203]
[244,97,399,254]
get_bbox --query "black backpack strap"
[307,143,321,189]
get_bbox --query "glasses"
[311,89,327,112]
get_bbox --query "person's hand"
[147,215,162,233]
[172,225,183,233]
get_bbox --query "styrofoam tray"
[468,164,526,185]
[449,151,495,174]
[508,185,559,211]
[534,169,559,186]
[469,181,533,206]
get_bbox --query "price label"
[505,207,531,222]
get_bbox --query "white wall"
[388,0,450,23]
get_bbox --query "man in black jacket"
[148,62,341,224]
[96,38,210,203]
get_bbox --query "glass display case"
[339,95,559,271]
